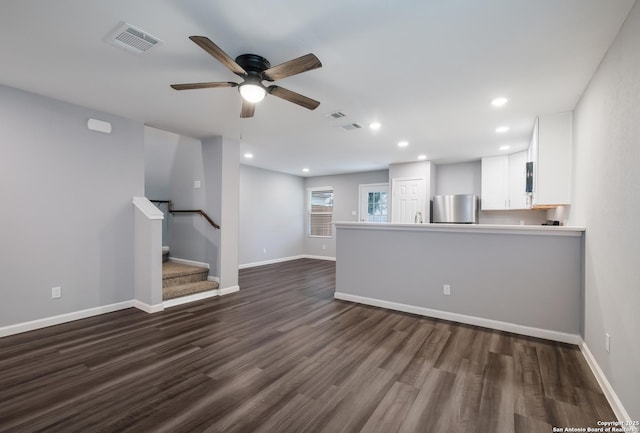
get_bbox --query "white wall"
[304,170,389,258]
[569,1,640,420]
[239,165,304,266]
[0,85,144,327]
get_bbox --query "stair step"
[163,280,219,300]
[162,249,169,263]
[162,262,209,288]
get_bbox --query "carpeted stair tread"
[163,280,219,300]
[162,261,208,279]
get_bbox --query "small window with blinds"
[308,187,334,238]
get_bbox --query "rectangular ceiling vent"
[106,22,163,54]
[325,111,347,119]
[338,123,362,131]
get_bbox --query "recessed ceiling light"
[495,126,510,134]
[417,154,427,160]
[369,122,381,130]
[491,97,508,107]
[302,168,310,173]
[244,152,254,159]
[499,145,511,151]
[397,141,409,148]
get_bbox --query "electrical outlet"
[322,244,326,250]
[193,180,201,189]
[605,333,611,353]
[263,248,267,254]
[52,286,61,299]
[443,284,451,296]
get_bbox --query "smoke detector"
[106,22,163,54]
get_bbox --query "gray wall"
[203,136,240,290]
[144,126,209,264]
[0,85,144,326]
[239,165,304,266]
[435,161,481,196]
[304,170,389,258]
[336,225,582,336]
[570,2,640,419]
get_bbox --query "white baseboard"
[162,246,170,252]
[208,276,220,283]
[334,292,581,345]
[239,255,306,269]
[169,257,210,269]
[163,289,219,308]
[132,300,164,314]
[0,300,135,338]
[580,341,634,425]
[239,254,336,269]
[304,255,336,261]
[219,285,240,296]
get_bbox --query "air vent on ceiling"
[325,111,347,119]
[106,22,163,54]
[338,123,362,131]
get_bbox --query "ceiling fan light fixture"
[239,83,266,103]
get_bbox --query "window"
[308,187,334,237]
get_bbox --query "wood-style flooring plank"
[0,258,615,432]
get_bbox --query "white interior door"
[358,183,389,222]
[392,178,425,223]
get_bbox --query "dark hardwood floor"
[0,259,614,432]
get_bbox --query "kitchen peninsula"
[334,222,585,343]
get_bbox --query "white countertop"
[334,221,585,236]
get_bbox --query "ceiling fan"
[171,36,322,118]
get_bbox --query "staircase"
[162,251,219,301]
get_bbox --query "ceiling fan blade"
[263,53,322,81]
[240,99,256,118]
[267,85,320,110]
[189,36,247,76]
[170,82,238,90]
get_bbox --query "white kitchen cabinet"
[529,112,572,207]
[481,151,529,210]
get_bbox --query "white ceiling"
[0,0,635,176]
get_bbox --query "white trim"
[163,290,219,308]
[334,221,585,236]
[168,257,210,269]
[208,275,220,283]
[239,255,306,269]
[132,300,164,314]
[303,255,336,261]
[0,301,135,338]
[239,255,336,269]
[579,340,633,424]
[132,196,164,220]
[162,246,170,252]
[334,292,580,345]
[219,285,240,296]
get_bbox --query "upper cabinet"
[529,112,572,207]
[481,151,529,210]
